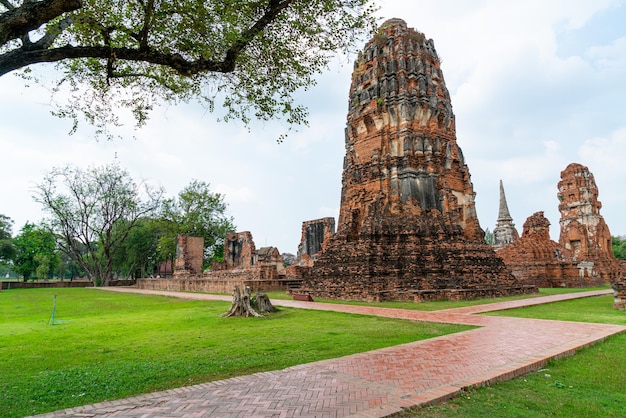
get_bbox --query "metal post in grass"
[48,294,57,325]
[48,294,68,325]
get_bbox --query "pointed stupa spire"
[493,180,518,247]
[497,180,513,222]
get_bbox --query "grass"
[397,293,626,417]
[0,288,472,418]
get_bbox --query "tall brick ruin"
[223,231,256,269]
[173,235,204,276]
[297,19,533,302]
[558,163,622,282]
[493,180,518,247]
[557,163,624,308]
[297,217,336,266]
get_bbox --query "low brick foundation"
[136,277,300,293]
[300,285,538,303]
[0,280,135,290]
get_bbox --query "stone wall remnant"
[208,231,285,281]
[224,231,256,270]
[173,235,204,276]
[297,217,336,266]
[296,19,534,302]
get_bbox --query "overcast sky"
[1,0,625,254]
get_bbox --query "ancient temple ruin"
[173,235,204,276]
[211,231,284,280]
[493,180,518,247]
[296,19,534,302]
[223,231,256,269]
[296,217,335,266]
[496,212,604,287]
[557,163,622,282]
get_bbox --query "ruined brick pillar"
[557,163,622,282]
[173,235,204,276]
[298,19,530,302]
[297,217,336,266]
[224,231,256,269]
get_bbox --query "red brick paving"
[33,288,624,418]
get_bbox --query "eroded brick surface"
[297,217,336,266]
[557,164,624,300]
[173,235,204,276]
[144,232,291,293]
[496,212,603,287]
[298,19,532,301]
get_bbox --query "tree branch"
[0,0,82,45]
[0,0,295,77]
[0,44,231,76]
[223,0,293,70]
[138,0,154,50]
[0,0,16,11]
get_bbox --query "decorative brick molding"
[296,19,533,301]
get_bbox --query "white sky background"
[1,0,625,254]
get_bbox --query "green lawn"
[398,293,626,417]
[0,288,471,417]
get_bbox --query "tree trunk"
[221,285,264,317]
[252,291,275,313]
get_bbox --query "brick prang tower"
[298,19,533,302]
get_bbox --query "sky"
[1,0,625,255]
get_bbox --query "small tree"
[612,235,626,259]
[484,227,494,245]
[35,163,163,286]
[111,217,161,278]
[12,222,59,281]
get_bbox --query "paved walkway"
[34,288,625,418]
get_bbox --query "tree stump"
[221,285,264,317]
[252,291,276,313]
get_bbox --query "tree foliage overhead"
[0,0,376,137]
[35,163,163,285]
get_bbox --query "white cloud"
[2,0,626,250]
[214,185,256,204]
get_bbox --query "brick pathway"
[33,288,624,418]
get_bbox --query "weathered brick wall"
[136,277,292,293]
[173,235,204,275]
[295,19,533,302]
[224,231,256,269]
[497,212,606,288]
[297,217,336,266]
[557,163,622,282]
